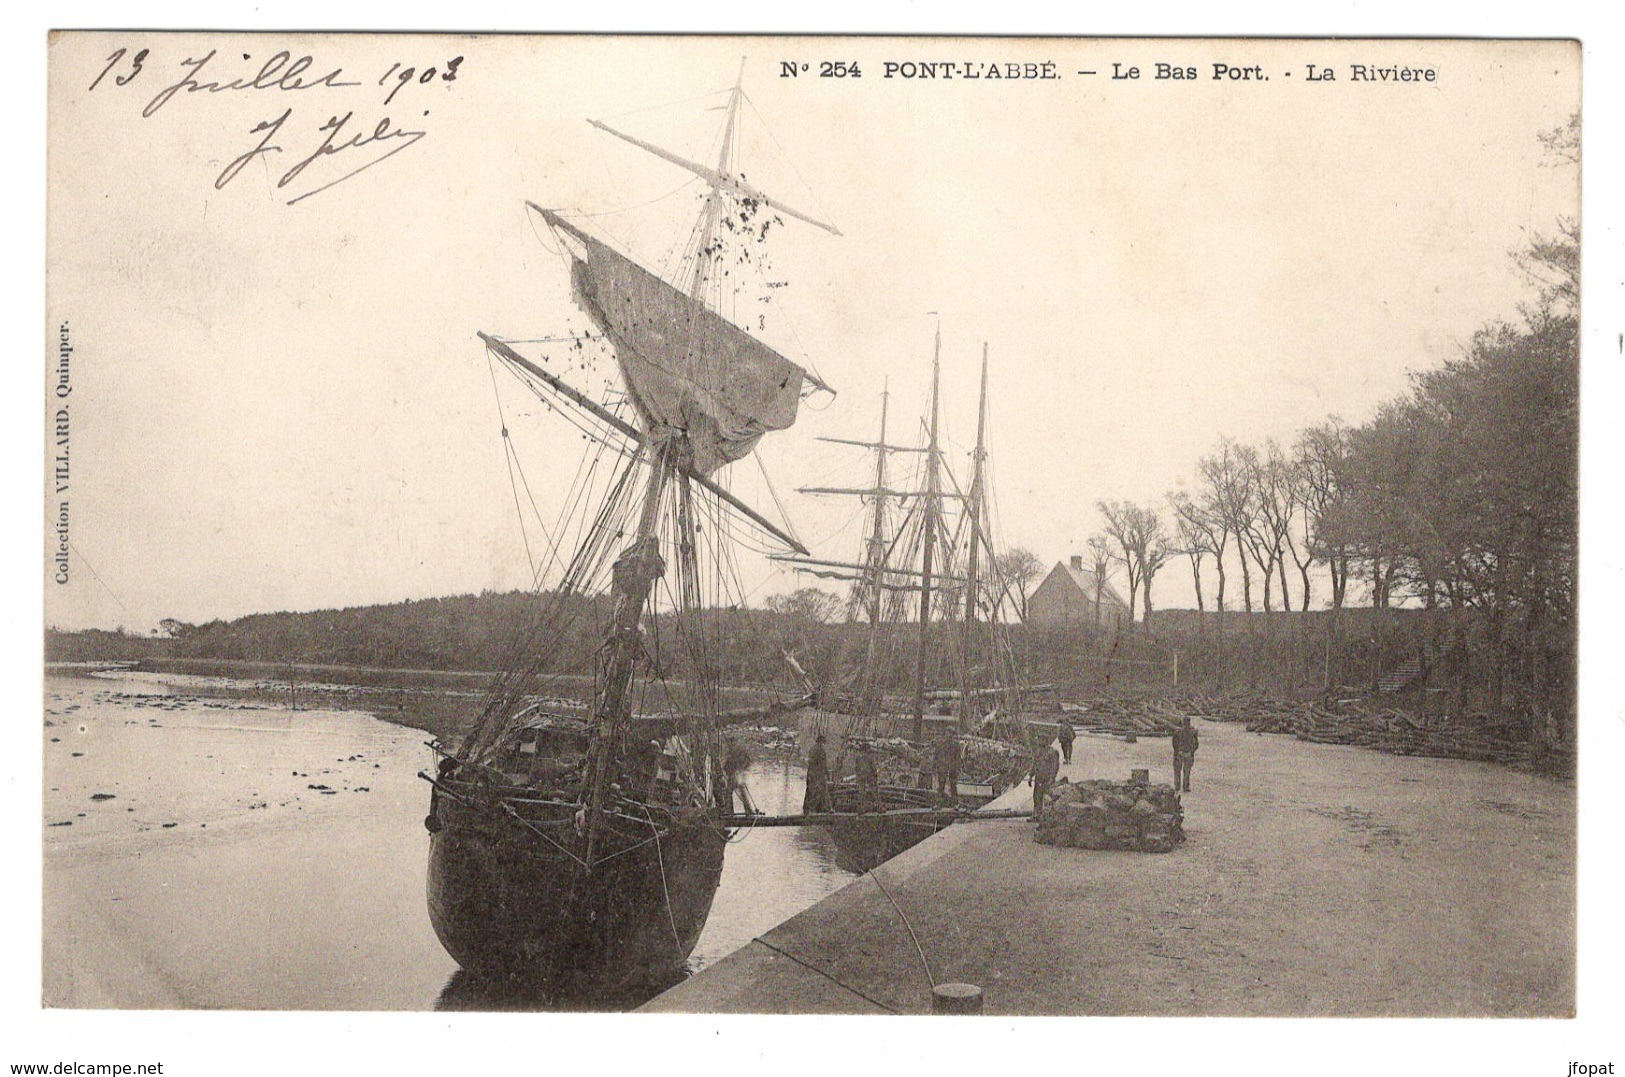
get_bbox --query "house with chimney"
[1027,555,1131,628]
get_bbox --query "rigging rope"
[751,448,803,552]
[640,805,686,954]
[487,352,539,577]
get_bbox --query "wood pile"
[1057,692,1534,768]
[1056,699,1186,738]
[1035,778,1185,853]
[1210,696,1532,766]
[1168,694,1306,726]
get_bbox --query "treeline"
[44,589,861,690]
[1082,118,1578,751]
[44,627,172,664]
[1011,614,1425,696]
[48,592,601,673]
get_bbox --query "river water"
[41,671,858,1010]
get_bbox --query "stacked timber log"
[1056,699,1185,738]
[1034,779,1185,853]
[1193,694,1530,766]
[1276,699,1532,765]
[1056,692,1534,768]
[1177,694,1305,727]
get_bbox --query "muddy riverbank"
[42,671,852,1010]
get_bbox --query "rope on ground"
[750,936,899,1013]
[865,865,936,989]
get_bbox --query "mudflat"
[43,674,456,1009]
[41,673,857,1009]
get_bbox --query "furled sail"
[568,234,807,475]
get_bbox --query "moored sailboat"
[422,71,836,1000]
[778,331,1033,868]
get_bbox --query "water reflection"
[435,967,685,1012]
[690,760,857,972]
[434,756,859,1012]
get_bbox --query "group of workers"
[798,728,966,815]
[1029,715,1201,818]
[783,713,1203,821]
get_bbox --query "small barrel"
[931,982,984,1014]
[1130,767,1150,785]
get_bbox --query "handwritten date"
[87,45,463,204]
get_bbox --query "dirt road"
[645,717,1575,1015]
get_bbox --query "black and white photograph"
[21,23,1622,1076]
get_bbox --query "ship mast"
[912,325,943,739]
[583,67,749,866]
[587,66,839,238]
[687,63,745,299]
[585,446,671,866]
[958,343,990,729]
[858,385,891,713]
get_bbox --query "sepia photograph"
[23,21,1620,1074]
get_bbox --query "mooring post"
[931,983,984,1014]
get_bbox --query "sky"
[45,35,1579,631]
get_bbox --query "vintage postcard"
[35,27,1601,1070]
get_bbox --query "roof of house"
[1039,561,1130,610]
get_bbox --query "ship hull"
[426,788,726,1002]
[824,782,993,872]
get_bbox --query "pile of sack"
[1035,778,1184,853]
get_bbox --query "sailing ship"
[422,71,837,999]
[777,332,1033,868]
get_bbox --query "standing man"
[721,736,757,814]
[803,732,831,814]
[1029,741,1061,820]
[1057,716,1076,765]
[854,741,881,812]
[1172,717,1199,792]
[916,739,937,790]
[933,733,961,803]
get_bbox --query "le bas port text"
[779,60,1438,84]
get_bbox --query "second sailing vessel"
[779,331,1032,868]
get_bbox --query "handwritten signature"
[215,108,426,204]
[88,45,461,205]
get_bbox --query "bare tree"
[1085,535,1114,628]
[1279,454,1317,611]
[1096,499,1169,628]
[1233,444,1277,611]
[1095,510,1141,624]
[1171,482,1229,622]
[1168,491,1215,615]
[1244,439,1301,612]
[1197,438,1258,613]
[1296,418,1355,610]
[994,546,1044,623]
[1141,531,1171,631]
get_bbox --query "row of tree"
[1075,118,1577,734]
